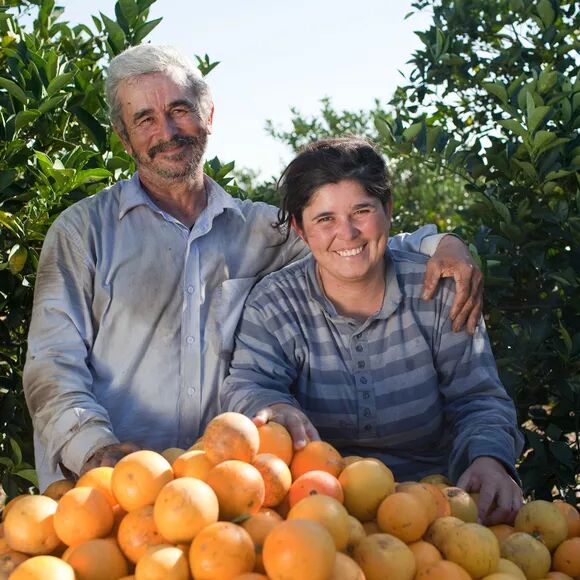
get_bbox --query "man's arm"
[23,219,125,478]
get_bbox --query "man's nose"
[158,114,179,140]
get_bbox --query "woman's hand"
[422,235,484,334]
[253,403,320,450]
[456,456,523,525]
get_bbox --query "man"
[23,45,483,491]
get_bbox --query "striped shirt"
[221,250,523,482]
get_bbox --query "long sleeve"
[433,281,524,483]
[23,219,118,477]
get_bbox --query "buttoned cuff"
[419,233,461,256]
[60,425,120,476]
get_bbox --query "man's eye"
[172,108,190,116]
[137,117,154,127]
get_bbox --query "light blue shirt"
[23,173,440,489]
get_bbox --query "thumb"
[252,407,273,427]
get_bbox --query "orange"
[423,483,451,518]
[234,575,269,580]
[1,495,27,522]
[353,533,416,580]
[206,460,265,520]
[9,555,75,579]
[203,412,260,464]
[43,479,75,501]
[3,495,61,555]
[153,478,219,543]
[330,552,365,579]
[0,550,28,577]
[553,500,580,538]
[188,437,204,451]
[274,493,291,519]
[290,441,344,480]
[396,482,438,524]
[338,459,395,522]
[500,531,551,580]
[495,557,526,579]
[414,560,471,580]
[160,447,185,464]
[257,422,294,465]
[423,515,464,551]
[442,487,478,523]
[263,519,336,580]
[240,508,283,573]
[288,495,350,551]
[62,538,129,580]
[76,467,117,508]
[171,449,214,480]
[252,453,292,507]
[362,521,381,535]
[116,505,167,564]
[288,470,344,508]
[544,573,576,580]
[408,540,442,570]
[134,544,189,580]
[345,515,366,556]
[440,522,500,578]
[111,450,173,512]
[489,524,515,542]
[514,499,568,551]
[377,492,430,543]
[342,456,364,467]
[552,537,580,578]
[420,474,452,486]
[190,521,255,580]
[53,487,114,547]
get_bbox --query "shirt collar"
[305,250,403,322]
[118,172,245,222]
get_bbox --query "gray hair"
[105,44,213,133]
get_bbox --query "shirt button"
[187,286,194,294]
[364,424,372,431]
[187,387,195,397]
[186,336,195,344]
[355,345,363,352]
[357,361,365,369]
[360,377,368,384]
[362,391,370,400]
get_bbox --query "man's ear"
[205,103,215,135]
[291,215,306,241]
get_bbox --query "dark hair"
[276,137,392,238]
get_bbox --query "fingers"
[284,413,310,450]
[421,261,441,301]
[449,269,472,321]
[253,407,273,427]
[304,420,321,443]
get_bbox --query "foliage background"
[0,0,578,502]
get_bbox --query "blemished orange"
[552,537,580,578]
[288,470,344,508]
[262,519,336,580]
[345,515,366,556]
[171,449,214,481]
[160,447,185,464]
[111,450,174,512]
[206,460,265,520]
[116,505,167,564]
[377,492,430,543]
[553,501,580,538]
[240,508,283,573]
[396,482,438,524]
[408,540,442,570]
[53,487,114,547]
[0,550,28,577]
[423,516,464,551]
[442,487,478,523]
[134,544,189,580]
[495,557,526,580]
[338,459,395,522]
[76,467,117,508]
[329,552,365,580]
[422,483,451,518]
[1,495,26,522]
[153,477,219,544]
[190,522,255,580]
[414,560,471,580]
[290,441,344,480]
[440,522,500,579]
[489,524,515,542]
[420,474,452,487]
[43,479,75,501]
[257,422,294,465]
[62,538,129,580]
[353,533,416,580]
[9,555,75,579]
[3,495,61,555]
[514,499,568,551]
[203,411,260,464]
[499,532,551,580]
[287,495,350,551]
[252,453,292,508]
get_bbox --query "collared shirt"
[221,251,524,482]
[23,173,439,489]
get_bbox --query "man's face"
[115,72,213,182]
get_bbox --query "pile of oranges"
[0,411,578,579]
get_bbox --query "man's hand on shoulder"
[80,442,141,475]
[422,235,484,334]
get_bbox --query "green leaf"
[0,169,17,192]
[549,441,573,465]
[9,438,22,466]
[118,0,139,22]
[38,94,67,114]
[14,110,41,132]
[100,13,126,54]
[133,17,162,44]
[533,130,556,153]
[493,200,511,224]
[537,70,558,95]
[70,169,112,189]
[0,457,14,469]
[512,159,537,180]
[402,122,423,142]
[14,469,38,487]
[537,0,556,28]
[8,244,28,274]
[0,77,29,104]
[498,119,527,139]
[46,72,76,96]
[482,82,508,104]
[70,106,108,151]
[0,211,25,237]
[528,106,551,133]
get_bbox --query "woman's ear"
[384,198,393,225]
[291,215,306,242]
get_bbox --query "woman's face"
[293,178,392,288]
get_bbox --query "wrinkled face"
[293,179,392,288]
[115,72,213,181]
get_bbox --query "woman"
[221,137,523,524]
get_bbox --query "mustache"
[148,135,198,159]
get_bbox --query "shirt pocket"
[215,277,257,359]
